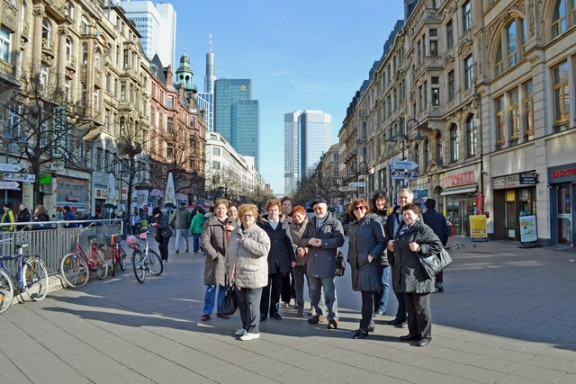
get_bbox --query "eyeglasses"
[242,214,254,218]
[353,206,366,211]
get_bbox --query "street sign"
[0,181,20,190]
[0,163,21,172]
[348,181,366,187]
[391,160,418,170]
[339,186,358,192]
[3,173,36,183]
[391,170,418,180]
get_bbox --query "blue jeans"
[174,229,189,251]
[374,266,390,313]
[192,233,201,252]
[203,285,226,315]
[309,277,338,320]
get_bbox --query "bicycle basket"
[126,235,137,249]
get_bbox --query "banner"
[470,215,487,241]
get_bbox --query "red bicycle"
[106,234,127,277]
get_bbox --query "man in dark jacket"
[299,199,345,330]
[423,198,450,292]
[16,203,31,231]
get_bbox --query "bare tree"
[293,166,340,207]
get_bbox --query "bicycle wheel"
[92,247,109,280]
[60,253,89,288]
[119,249,127,271]
[148,250,163,276]
[22,257,49,301]
[132,250,146,283]
[0,269,14,314]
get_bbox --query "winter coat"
[289,217,309,267]
[423,209,450,246]
[225,224,271,289]
[170,206,191,230]
[17,208,31,231]
[347,213,386,292]
[258,215,296,274]
[32,213,50,230]
[155,213,172,239]
[201,215,236,286]
[384,205,423,267]
[189,213,205,234]
[1,209,15,232]
[299,211,345,279]
[392,219,443,294]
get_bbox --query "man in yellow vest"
[1,203,15,232]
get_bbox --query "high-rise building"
[214,79,260,168]
[284,110,332,195]
[116,1,176,69]
[197,36,216,131]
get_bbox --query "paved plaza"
[1,237,575,383]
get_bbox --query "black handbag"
[221,285,238,315]
[335,250,346,277]
[154,230,162,243]
[418,248,453,278]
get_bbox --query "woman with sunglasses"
[347,198,386,339]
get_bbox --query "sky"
[167,0,406,195]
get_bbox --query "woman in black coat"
[152,207,172,262]
[347,199,386,339]
[388,203,443,347]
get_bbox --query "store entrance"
[557,184,572,245]
[445,194,476,237]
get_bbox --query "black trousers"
[260,273,283,316]
[403,292,431,340]
[158,235,170,261]
[360,290,375,331]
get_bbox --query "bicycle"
[105,234,127,277]
[0,241,49,314]
[60,225,109,288]
[127,231,163,283]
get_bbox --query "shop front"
[492,173,538,241]
[548,164,576,246]
[56,176,88,219]
[440,167,479,237]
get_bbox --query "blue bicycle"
[0,241,49,314]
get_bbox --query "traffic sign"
[391,160,418,170]
[3,173,35,183]
[348,181,366,187]
[0,181,20,190]
[339,186,358,192]
[0,163,21,172]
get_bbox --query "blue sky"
[168,0,405,195]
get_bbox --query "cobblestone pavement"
[0,237,575,383]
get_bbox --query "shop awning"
[440,186,478,196]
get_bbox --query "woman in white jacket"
[226,204,271,341]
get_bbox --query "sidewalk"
[0,238,575,383]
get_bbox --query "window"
[167,117,173,133]
[65,1,74,19]
[213,147,221,156]
[495,18,527,76]
[42,18,51,41]
[40,65,49,96]
[429,29,438,56]
[448,70,455,101]
[93,87,100,110]
[450,124,459,162]
[80,82,87,106]
[167,144,173,159]
[212,161,220,169]
[464,55,474,90]
[495,97,505,144]
[524,81,534,136]
[551,0,568,38]
[446,20,453,49]
[167,95,173,108]
[95,49,101,69]
[190,116,196,126]
[120,117,126,137]
[432,88,440,106]
[462,1,472,32]
[0,27,10,62]
[105,109,110,133]
[82,43,88,64]
[423,139,429,166]
[81,16,89,35]
[466,115,477,157]
[64,79,71,103]
[435,132,443,163]
[509,89,520,140]
[553,62,570,126]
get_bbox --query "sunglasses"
[353,205,366,211]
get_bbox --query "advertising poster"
[470,215,487,241]
[519,215,538,243]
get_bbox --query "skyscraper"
[116,1,176,69]
[197,36,216,131]
[284,110,332,195]
[214,79,260,168]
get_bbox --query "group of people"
[1,203,54,231]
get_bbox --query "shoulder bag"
[418,248,453,279]
[335,249,346,277]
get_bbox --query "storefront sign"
[549,163,576,183]
[443,170,476,188]
[3,173,36,183]
[506,174,520,188]
[520,173,538,184]
[95,188,107,198]
[492,177,506,189]
[476,192,484,215]
[519,215,538,243]
[470,215,487,240]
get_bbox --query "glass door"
[557,185,572,244]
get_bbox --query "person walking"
[423,198,450,292]
[1,203,15,232]
[63,205,78,228]
[347,198,386,339]
[16,203,31,231]
[371,191,391,317]
[300,199,345,330]
[389,203,443,347]
[170,202,192,253]
[188,206,205,254]
[200,199,236,321]
[257,199,296,321]
[152,207,172,262]
[225,204,270,341]
[131,209,142,235]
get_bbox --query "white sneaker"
[240,332,260,341]
[235,329,246,336]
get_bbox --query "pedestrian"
[200,199,236,321]
[423,198,450,292]
[257,199,296,321]
[63,205,78,228]
[16,203,31,231]
[225,203,271,341]
[300,198,345,330]
[370,191,392,317]
[389,203,443,347]
[289,205,309,317]
[279,196,295,308]
[228,203,240,226]
[1,203,15,232]
[32,205,50,230]
[347,198,386,339]
[152,207,172,262]
[170,201,192,253]
[131,209,142,235]
[188,206,204,254]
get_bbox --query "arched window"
[551,0,576,38]
[494,17,527,76]
[450,124,459,162]
[466,115,477,157]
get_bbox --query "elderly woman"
[200,199,236,321]
[257,199,296,321]
[347,199,386,339]
[290,205,309,317]
[388,203,443,347]
[226,204,271,341]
